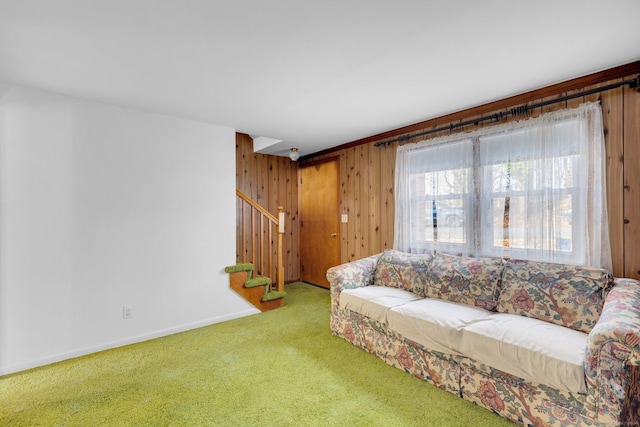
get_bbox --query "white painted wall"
[0,85,257,374]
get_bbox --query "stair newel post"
[277,206,285,293]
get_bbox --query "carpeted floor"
[0,282,514,426]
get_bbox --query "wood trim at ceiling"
[299,155,339,168]
[303,60,640,160]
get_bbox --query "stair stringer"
[227,270,284,312]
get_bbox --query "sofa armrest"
[587,278,640,369]
[584,278,640,420]
[326,253,381,303]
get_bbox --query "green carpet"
[0,282,514,426]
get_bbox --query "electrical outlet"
[123,305,134,319]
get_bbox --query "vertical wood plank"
[623,83,640,279]
[284,160,292,279]
[291,164,300,280]
[353,147,362,260]
[593,80,625,277]
[339,152,349,264]
[269,156,278,214]
[369,143,382,254]
[381,142,397,250]
[268,156,279,277]
[277,162,283,277]
[345,147,357,261]
[249,147,259,201]
[357,144,369,258]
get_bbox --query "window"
[394,102,611,271]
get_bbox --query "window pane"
[486,152,576,257]
[423,168,469,246]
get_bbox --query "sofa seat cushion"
[387,298,492,357]
[373,249,433,296]
[497,259,612,333]
[388,299,588,394]
[460,313,588,394]
[340,286,422,323]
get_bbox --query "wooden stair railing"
[235,189,285,294]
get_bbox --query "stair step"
[224,263,254,276]
[245,276,271,288]
[261,290,287,302]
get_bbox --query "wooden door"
[300,158,340,288]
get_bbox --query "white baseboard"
[0,308,260,376]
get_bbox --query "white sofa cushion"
[340,286,422,323]
[387,298,588,394]
[460,312,588,394]
[387,298,492,357]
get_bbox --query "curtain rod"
[374,75,640,147]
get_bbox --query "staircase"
[225,263,286,311]
[226,189,286,312]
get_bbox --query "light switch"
[341,214,348,223]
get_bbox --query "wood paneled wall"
[235,133,300,282]
[309,143,397,264]
[304,66,640,279]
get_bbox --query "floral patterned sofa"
[327,249,640,427]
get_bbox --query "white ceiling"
[1,1,639,157]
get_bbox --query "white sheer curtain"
[394,102,612,271]
[395,136,475,256]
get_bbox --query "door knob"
[331,233,338,237]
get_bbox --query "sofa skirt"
[330,304,605,427]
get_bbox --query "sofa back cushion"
[496,259,612,333]
[373,249,433,296]
[425,253,504,310]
